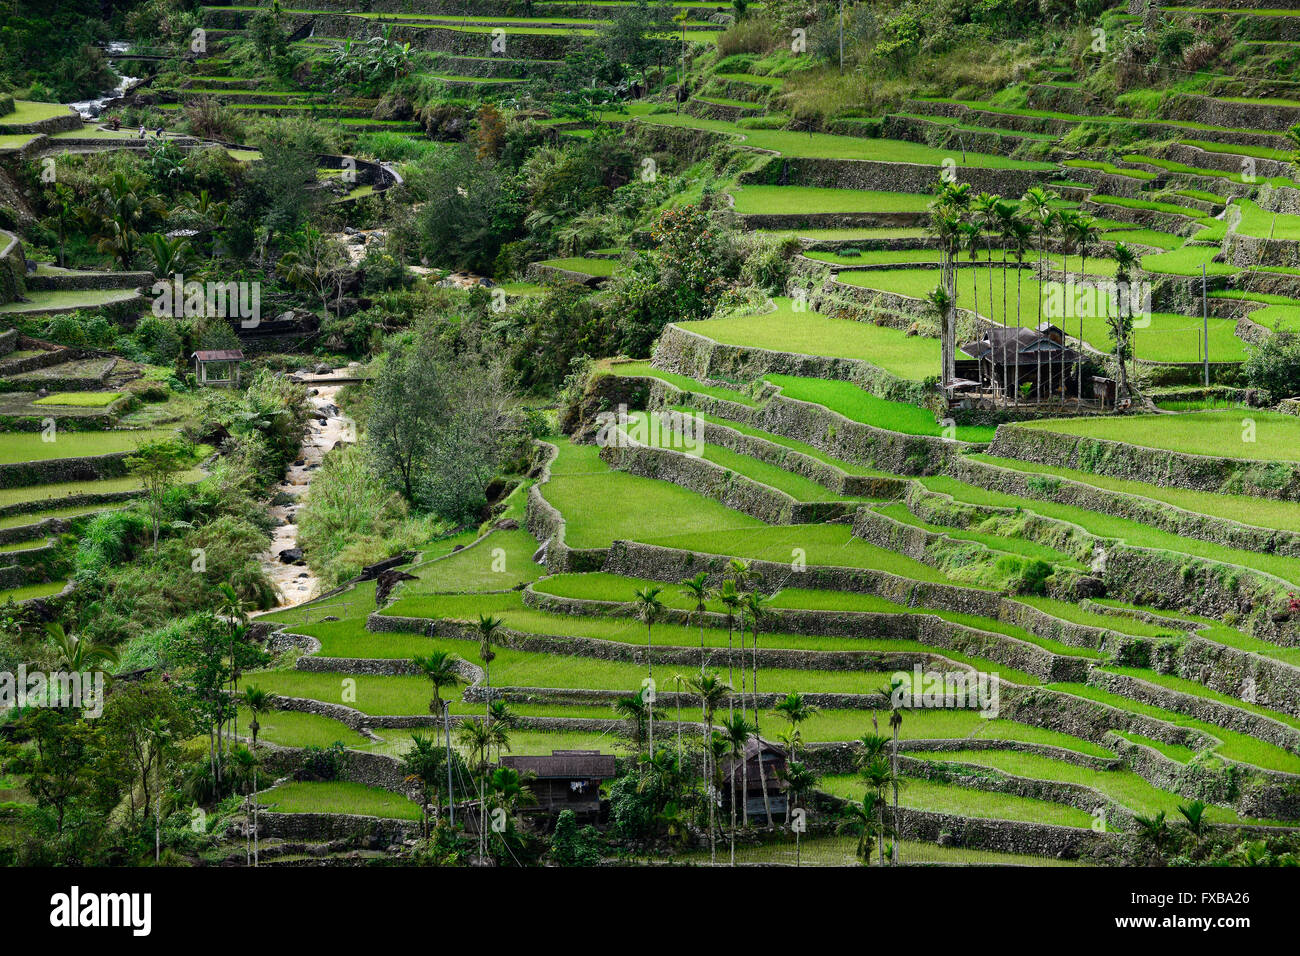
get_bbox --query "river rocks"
[278,548,304,564]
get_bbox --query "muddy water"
[261,381,350,608]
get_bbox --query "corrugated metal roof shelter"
[192,349,245,387]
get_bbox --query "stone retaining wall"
[988,422,1300,502]
[738,154,1050,196]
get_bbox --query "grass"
[0,427,177,466]
[535,257,618,277]
[834,265,1243,364]
[623,111,1055,169]
[1139,244,1237,277]
[678,298,940,381]
[800,707,1112,754]
[1092,599,1300,668]
[540,437,766,550]
[1047,683,1300,774]
[1089,194,1205,218]
[922,474,1300,588]
[0,502,120,530]
[764,374,996,442]
[1098,665,1300,731]
[727,185,933,215]
[0,288,139,313]
[1099,228,1184,250]
[1018,410,1300,462]
[0,580,65,603]
[390,527,542,597]
[970,452,1300,534]
[1012,595,1184,638]
[1062,159,1158,180]
[673,834,1084,866]
[878,502,1088,571]
[0,100,73,125]
[603,361,758,406]
[620,411,869,502]
[0,467,204,508]
[905,749,1270,823]
[1234,198,1300,240]
[235,706,370,749]
[31,392,123,407]
[255,781,421,820]
[820,774,1098,828]
[1113,730,1196,762]
[678,408,897,477]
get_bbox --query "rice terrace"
[0,0,1299,928]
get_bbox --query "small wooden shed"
[192,349,244,387]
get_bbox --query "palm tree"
[1068,213,1100,404]
[215,582,250,760]
[242,686,269,865]
[401,733,444,836]
[1177,799,1207,847]
[772,692,819,763]
[456,718,494,863]
[721,712,755,863]
[141,232,190,279]
[670,672,688,761]
[888,701,904,865]
[717,581,741,718]
[860,756,894,866]
[780,761,819,864]
[44,622,119,674]
[1021,185,1060,331]
[678,572,712,671]
[632,586,665,756]
[972,191,1000,314]
[689,671,732,864]
[1134,810,1170,865]
[744,588,774,830]
[1109,241,1139,400]
[837,794,881,864]
[49,183,75,269]
[1009,216,1036,404]
[995,199,1019,327]
[412,651,463,747]
[614,690,650,755]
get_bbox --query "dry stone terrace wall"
[602,539,1004,616]
[525,440,606,573]
[0,448,137,490]
[654,408,908,498]
[520,585,1089,682]
[738,155,1050,196]
[1086,668,1300,757]
[1179,637,1300,721]
[951,447,1300,561]
[597,434,858,524]
[255,811,420,844]
[988,423,1300,502]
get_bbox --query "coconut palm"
[721,712,755,862]
[772,692,819,763]
[1067,213,1100,404]
[1021,185,1060,329]
[972,191,1001,312]
[678,571,713,671]
[632,586,665,756]
[475,614,503,692]
[456,718,494,863]
[1009,216,1036,404]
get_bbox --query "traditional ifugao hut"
[498,750,617,818]
[956,325,1080,404]
[721,737,788,820]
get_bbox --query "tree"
[838,794,881,864]
[632,585,665,756]
[364,328,521,519]
[1177,799,1207,846]
[44,622,119,673]
[689,671,731,864]
[1135,810,1171,865]
[614,689,651,754]
[278,227,347,317]
[401,733,445,837]
[780,761,819,865]
[124,439,188,550]
[1108,241,1139,400]
[742,589,774,827]
[550,808,602,866]
[721,712,755,865]
[102,680,191,828]
[772,692,818,763]
[1021,185,1060,332]
[48,182,75,269]
[1067,213,1100,404]
[678,571,712,671]
[412,651,463,747]
[141,232,190,279]
[242,684,269,864]
[717,580,741,718]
